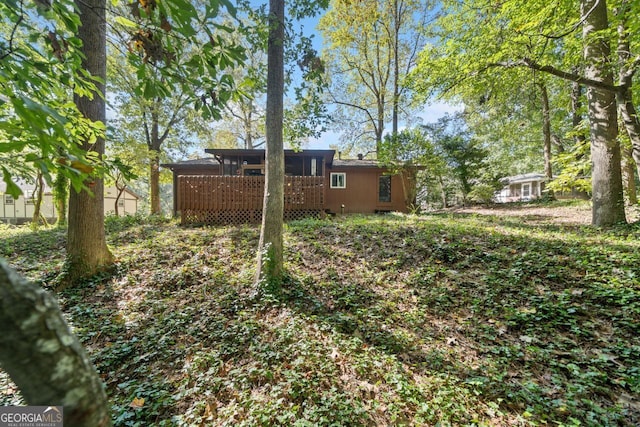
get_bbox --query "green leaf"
[0,141,28,153]
[115,16,138,29]
[1,167,23,198]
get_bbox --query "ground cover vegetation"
[1,201,639,425]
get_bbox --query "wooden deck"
[177,176,325,225]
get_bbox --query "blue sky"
[279,4,460,150]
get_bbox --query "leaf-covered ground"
[1,200,639,426]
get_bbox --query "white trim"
[330,172,346,189]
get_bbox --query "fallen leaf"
[129,397,145,408]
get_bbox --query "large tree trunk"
[582,0,626,225]
[67,0,113,283]
[617,92,640,181]
[615,2,640,183]
[256,0,285,286]
[0,259,111,426]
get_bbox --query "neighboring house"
[495,173,546,203]
[163,149,417,225]
[104,186,141,216]
[1,180,139,225]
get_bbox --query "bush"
[467,183,497,204]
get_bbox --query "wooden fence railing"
[177,175,324,224]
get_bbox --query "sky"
[284,4,460,150]
[305,101,462,150]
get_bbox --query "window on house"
[379,175,391,202]
[522,183,531,198]
[118,199,125,207]
[25,198,35,205]
[330,172,346,189]
[4,195,14,205]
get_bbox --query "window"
[522,183,531,199]
[25,198,35,205]
[118,199,125,207]
[379,175,391,202]
[330,173,346,189]
[4,195,14,205]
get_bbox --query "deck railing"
[177,175,324,224]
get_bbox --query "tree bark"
[539,83,553,181]
[621,143,637,205]
[391,0,400,137]
[582,0,626,225]
[571,77,587,148]
[66,0,114,282]
[114,174,126,217]
[256,0,285,286]
[615,2,640,183]
[53,173,68,227]
[439,175,447,209]
[32,170,45,226]
[149,148,161,215]
[0,259,111,426]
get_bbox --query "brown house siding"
[324,167,408,214]
[164,151,417,224]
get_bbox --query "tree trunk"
[0,259,111,426]
[391,0,400,137]
[245,107,254,149]
[581,0,626,226]
[617,92,640,181]
[32,170,45,227]
[149,148,161,215]
[539,83,553,181]
[256,0,285,286]
[53,173,68,227]
[114,174,126,217]
[376,99,385,153]
[615,2,640,182]
[621,143,637,205]
[439,175,447,208]
[66,0,114,282]
[571,76,586,148]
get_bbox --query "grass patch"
[1,202,639,425]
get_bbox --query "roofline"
[204,148,336,165]
[204,148,335,156]
[161,162,221,170]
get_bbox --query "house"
[104,186,141,217]
[0,180,139,225]
[494,173,546,203]
[162,149,417,225]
